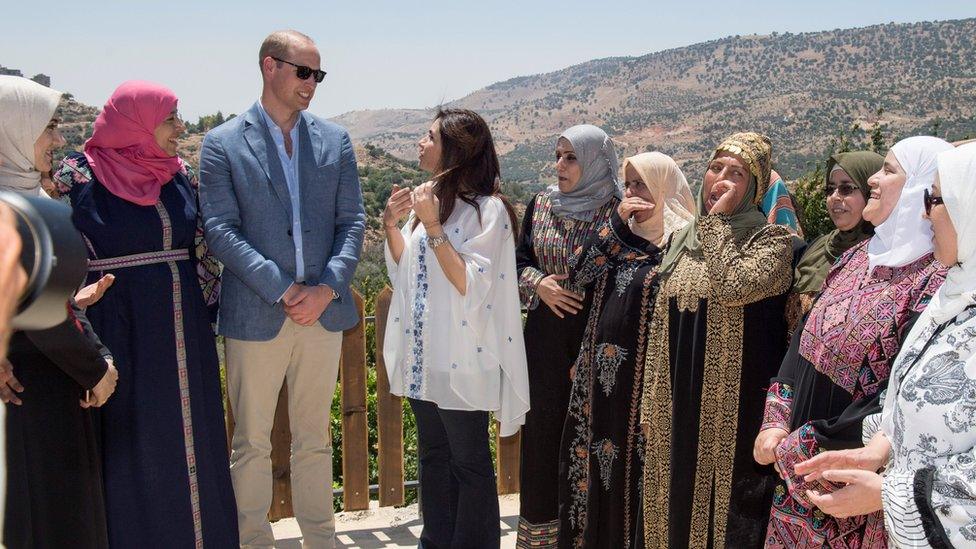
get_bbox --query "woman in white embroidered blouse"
[795,142,976,548]
[382,108,529,549]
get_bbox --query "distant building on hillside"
[0,66,52,87]
[0,66,24,77]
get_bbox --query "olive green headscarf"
[791,150,884,294]
[659,132,772,276]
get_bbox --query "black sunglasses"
[923,187,945,215]
[824,183,860,198]
[271,57,327,83]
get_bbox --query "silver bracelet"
[427,234,450,249]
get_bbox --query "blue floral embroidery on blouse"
[408,237,430,398]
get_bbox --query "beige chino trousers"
[226,318,342,549]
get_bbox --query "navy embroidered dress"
[54,153,237,548]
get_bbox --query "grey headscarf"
[551,124,622,220]
[0,76,62,195]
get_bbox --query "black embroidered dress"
[641,216,795,549]
[515,189,617,546]
[556,211,661,549]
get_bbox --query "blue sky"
[3,1,974,119]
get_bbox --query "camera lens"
[0,192,88,330]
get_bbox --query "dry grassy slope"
[332,18,976,182]
[55,97,99,155]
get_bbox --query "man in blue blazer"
[199,30,365,549]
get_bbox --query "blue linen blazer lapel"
[297,114,322,224]
[242,103,293,221]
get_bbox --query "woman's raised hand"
[806,470,883,518]
[618,197,654,221]
[707,180,738,215]
[411,181,440,229]
[383,184,414,230]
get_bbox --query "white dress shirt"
[257,101,305,283]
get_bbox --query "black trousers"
[408,398,500,549]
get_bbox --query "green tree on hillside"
[186,111,235,134]
[870,107,888,154]
[792,164,833,240]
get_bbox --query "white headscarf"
[0,76,63,195]
[878,143,976,442]
[867,136,954,271]
[922,143,976,324]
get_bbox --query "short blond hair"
[258,30,315,69]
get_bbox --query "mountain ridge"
[332,17,976,183]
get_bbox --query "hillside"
[55,96,99,154]
[333,18,976,185]
[44,17,976,204]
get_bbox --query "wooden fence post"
[496,429,521,494]
[340,290,370,511]
[373,287,405,506]
[268,384,294,520]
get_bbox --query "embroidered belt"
[88,249,190,271]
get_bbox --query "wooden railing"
[225,287,522,519]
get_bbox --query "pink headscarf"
[84,81,183,206]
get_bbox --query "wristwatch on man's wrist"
[321,285,340,302]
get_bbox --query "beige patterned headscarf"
[0,76,62,195]
[622,152,695,242]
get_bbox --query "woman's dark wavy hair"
[412,108,519,237]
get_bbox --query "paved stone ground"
[272,494,520,548]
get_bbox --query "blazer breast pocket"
[303,161,339,210]
[314,160,339,184]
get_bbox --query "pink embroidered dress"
[762,240,946,548]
